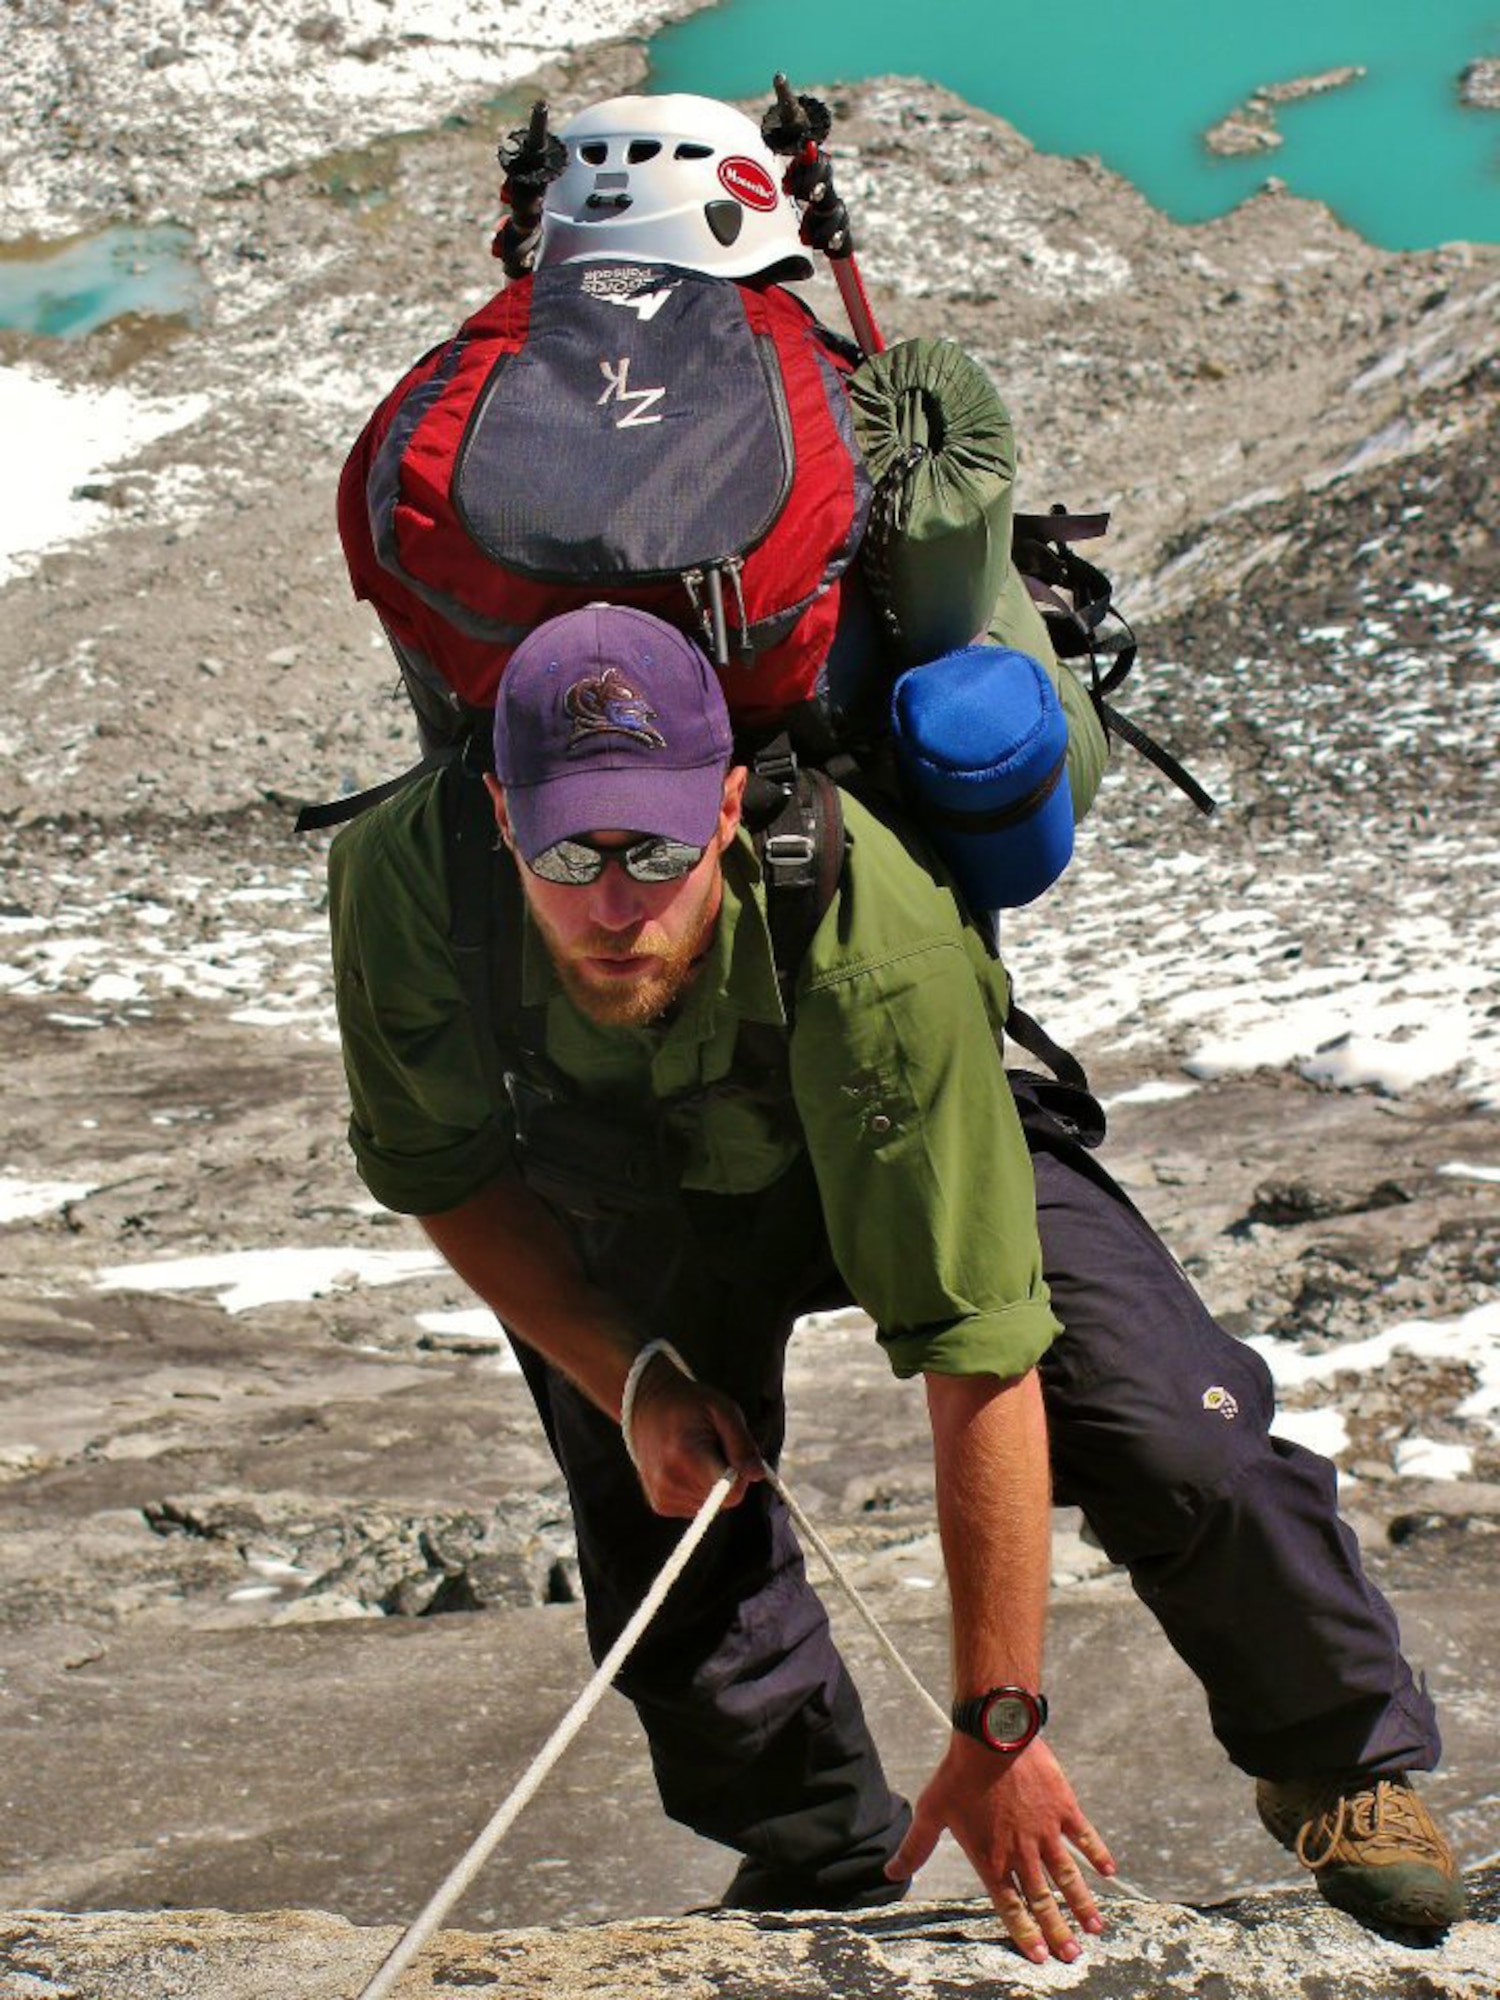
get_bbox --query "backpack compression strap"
[1013,508,1217,819]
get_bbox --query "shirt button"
[869,1114,892,1134]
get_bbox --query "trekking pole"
[761,73,886,357]
[492,99,567,278]
[352,1469,736,2000]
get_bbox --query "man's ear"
[483,773,512,846]
[718,764,748,850]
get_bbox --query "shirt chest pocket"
[673,1084,805,1195]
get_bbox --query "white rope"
[760,1463,953,1735]
[772,1468,1155,1905]
[623,1344,950,1734]
[357,1346,1148,1995]
[353,1468,736,2000]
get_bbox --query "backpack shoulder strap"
[440,754,503,1096]
[743,739,847,1018]
[438,749,553,1107]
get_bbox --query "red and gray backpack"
[315,260,869,828]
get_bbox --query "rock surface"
[4,1870,1499,1999]
[1205,66,1367,156]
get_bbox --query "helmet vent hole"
[627,140,662,163]
[580,141,608,164]
[674,142,713,160]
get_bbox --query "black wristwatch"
[951,1684,1049,1754]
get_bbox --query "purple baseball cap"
[493,604,733,863]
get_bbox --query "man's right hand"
[888,1734,1113,1963]
[627,1354,764,1517]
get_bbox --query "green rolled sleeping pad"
[848,336,1108,826]
[847,336,1059,676]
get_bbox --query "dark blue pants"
[510,1074,1440,1899]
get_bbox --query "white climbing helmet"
[538,93,814,281]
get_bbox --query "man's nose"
[590,857,647,927]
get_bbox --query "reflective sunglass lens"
[627,840,703,882]
[527,836,705,885]
[529,840,604,884]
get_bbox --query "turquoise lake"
[0,226,200,338]
[648,0,1500,251]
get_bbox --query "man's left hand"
[885,1735,1115,1964]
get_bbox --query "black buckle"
[762,830,816,887]
[752,744,799,792]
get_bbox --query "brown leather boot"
[1256,1773,1466,1932]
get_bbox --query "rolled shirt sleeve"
[790,804,1060,1380]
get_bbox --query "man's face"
[487,767,747,1028]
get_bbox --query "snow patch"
[1270,1407,1350,1459]
[1099,1079,1201,1109]
[95,1245,444,1314]
[1392,1437,1473,1481]
[3,2,683,238]
[0,367,208,586]
[414,1309,522,1372]
[1249,1301,1500,1438]
[0,1173,98,1223]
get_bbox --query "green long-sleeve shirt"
[328,774,1060,1382]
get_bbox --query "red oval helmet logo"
[717,156,779,212]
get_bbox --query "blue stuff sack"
[891,644,1074,910]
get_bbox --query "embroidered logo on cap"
[717,156,779,211]
[565,666,667,751]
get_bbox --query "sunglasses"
[526,833,706,886]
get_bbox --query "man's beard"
[539,878,721,1027]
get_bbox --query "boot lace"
[1294,1779,1451,1873]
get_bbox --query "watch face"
[982,1693,1033,1749]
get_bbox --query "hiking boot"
[1256,1773,1466,1931]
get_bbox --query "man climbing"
[326,602,1464,1959]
